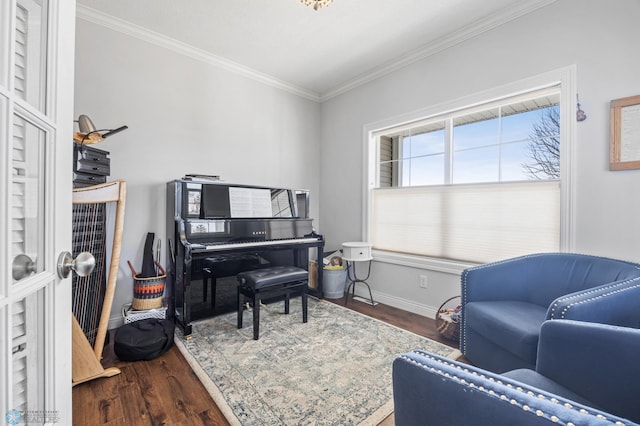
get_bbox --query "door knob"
[57,251,95,279]
[12,254,36,280]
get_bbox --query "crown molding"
[76,5,322,102]
[77,1,556,104]
[319,0,558,102]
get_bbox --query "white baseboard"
[108,314,125,330]
[351,289,438,320]
[351,295,379,305]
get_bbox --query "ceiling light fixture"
[299,0,333,11]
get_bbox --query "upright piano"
[166,178,324,336]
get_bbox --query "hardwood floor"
[72,296,461,425]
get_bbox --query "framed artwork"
[610,94,640,170]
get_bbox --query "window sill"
[371,250,478,275]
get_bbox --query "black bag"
[114,318,174,361]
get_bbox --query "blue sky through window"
[396,104,559,186]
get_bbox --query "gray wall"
[75,0,640,324]
[74,19,321,326]
[319,0,640,316]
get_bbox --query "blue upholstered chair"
[393,320,640,425]
[460,253,640,373]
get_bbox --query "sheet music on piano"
[166,178,324,336]
[228,187,272,218]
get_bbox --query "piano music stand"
[342,242,374,306]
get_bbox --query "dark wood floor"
[72,296,461,425]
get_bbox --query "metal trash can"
[323,268,347,299]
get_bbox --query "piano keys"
[196,237,323,252]
[166,178,324,336]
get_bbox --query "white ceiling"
[76,0,554,101]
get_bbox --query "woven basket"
[128,260,166,310]
[435,295,462,342]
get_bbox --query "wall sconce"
[73,114,128,144]
[576,95,587,122]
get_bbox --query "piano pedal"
[243,301,266,311]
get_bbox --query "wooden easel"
[71,180,126,386]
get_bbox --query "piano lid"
[200,184,294,219]
[169,179,310,221]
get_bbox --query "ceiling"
[76,0,554,101]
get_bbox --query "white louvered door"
[1,0,76,424]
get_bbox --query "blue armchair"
[393,320,640,425]
[460,253,640,372]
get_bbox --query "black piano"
[166,178,324,336]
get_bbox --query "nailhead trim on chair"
[549,277,640,319]
[401,350,630,426]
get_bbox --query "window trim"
[362,66,577,270]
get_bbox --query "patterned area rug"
[175,297,460,425]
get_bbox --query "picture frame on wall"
[610,94,640,171]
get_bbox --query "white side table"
[342,242,374,306]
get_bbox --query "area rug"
[175,297,460,425]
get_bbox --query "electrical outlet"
[419,275,428,289]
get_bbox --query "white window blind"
[12,300,29,411]
[15,4,28,100]
[371,180,560,264]
[12,117,27,258]
[11,291,45,414]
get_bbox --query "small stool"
[237,266,309,340]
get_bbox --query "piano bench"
[236,266,309,340]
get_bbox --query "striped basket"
[128,260,166,310]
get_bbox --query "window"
[370,86,565,264]
[379,90,560,187]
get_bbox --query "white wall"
[74,19,321,326]
[319,0,640,317]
